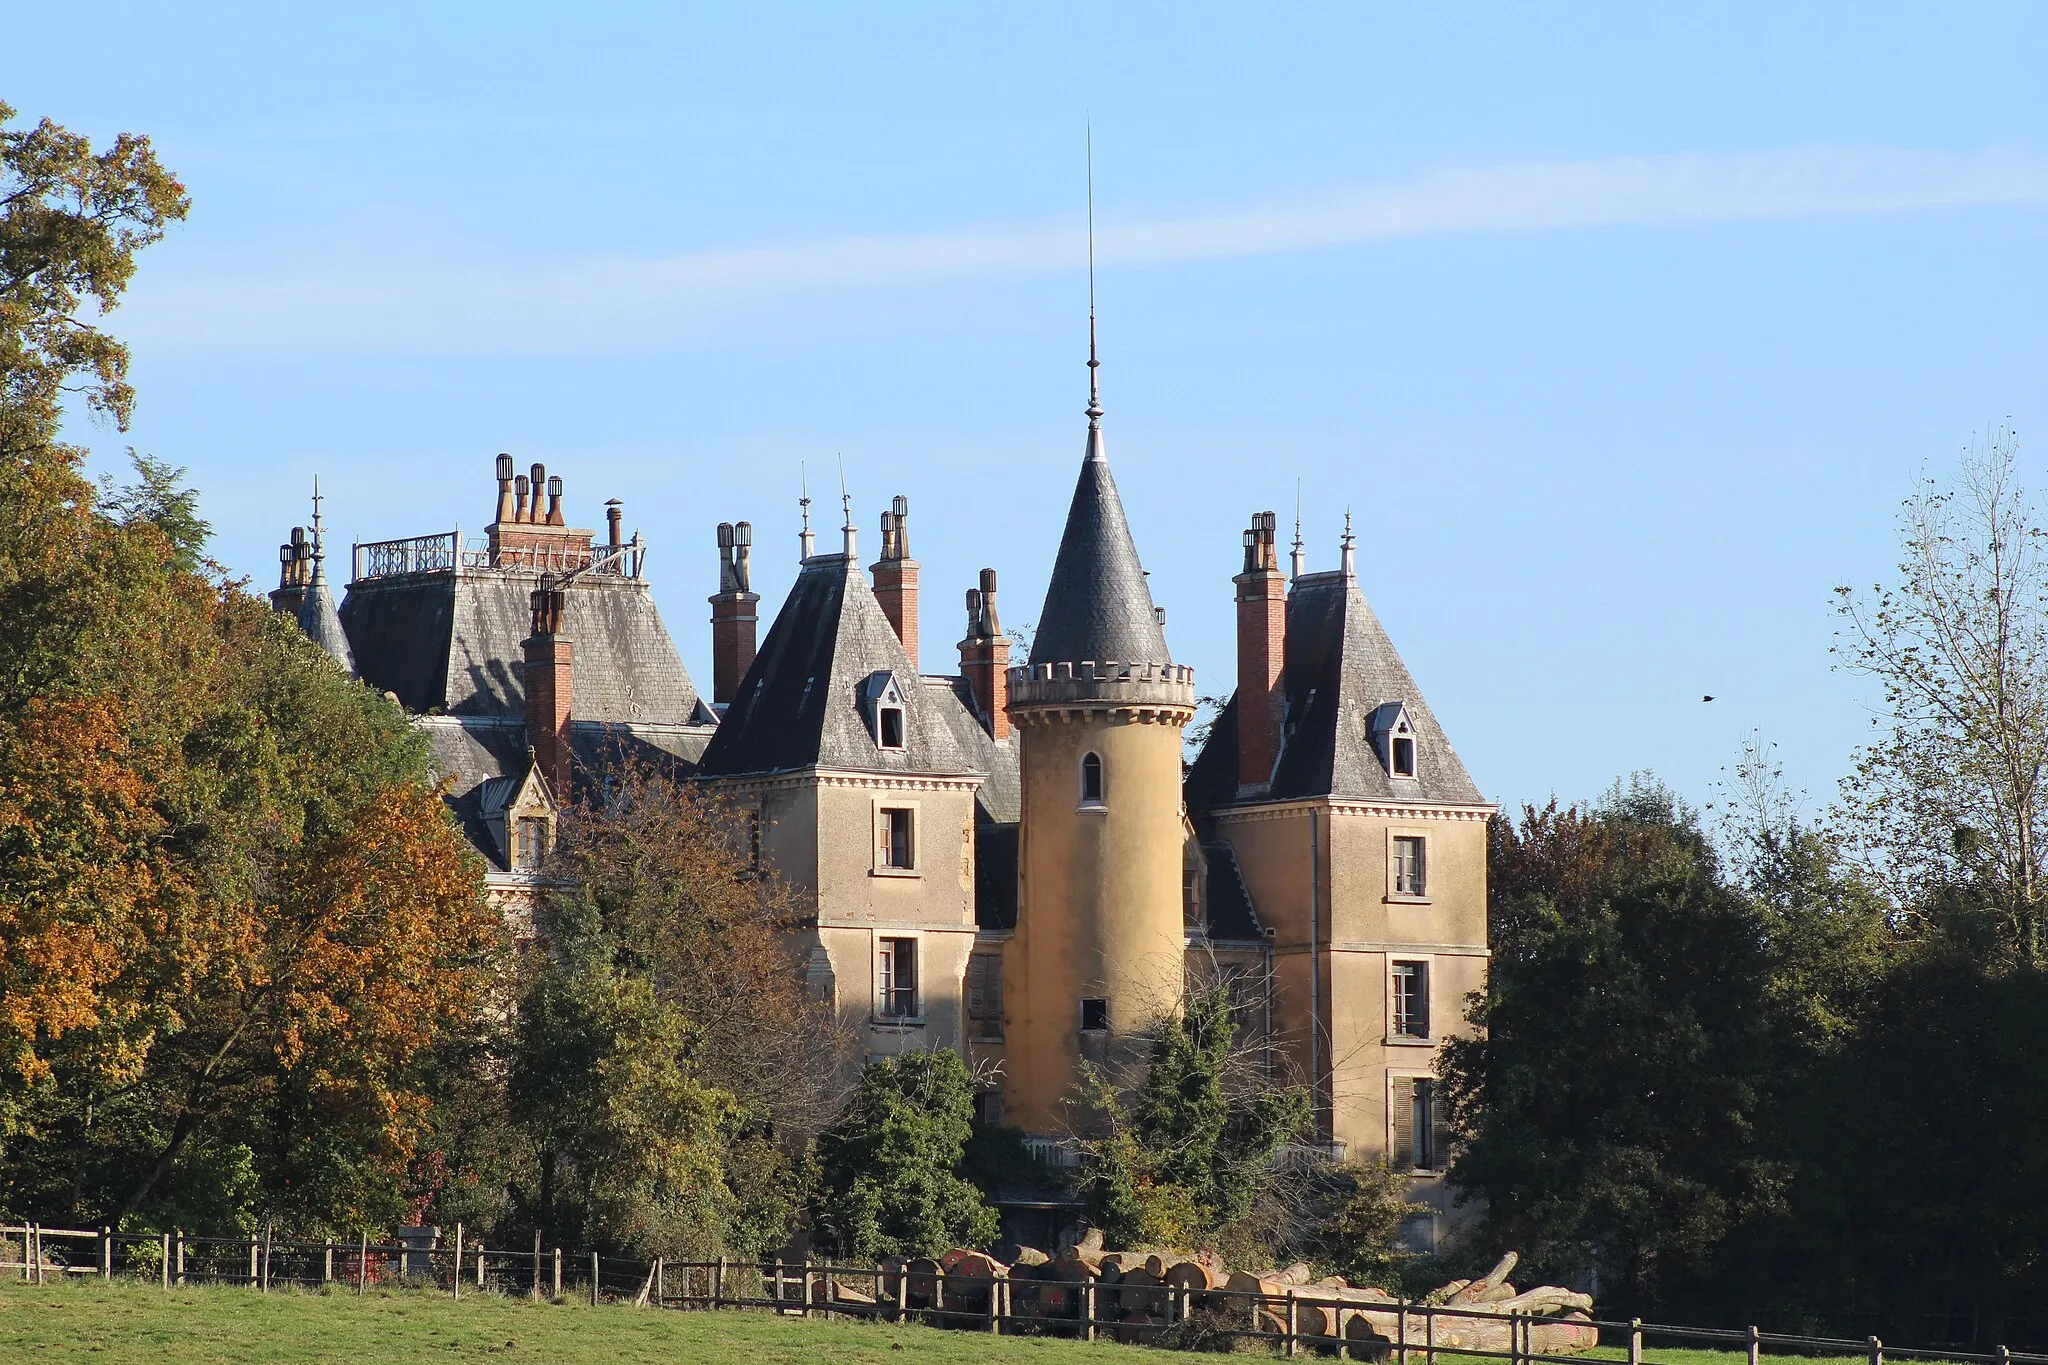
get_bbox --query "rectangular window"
[1392,735,1416,778]
[516,816,547,869]
[1392,961,1429,1039]
[1391,1076,1449,1173]
[967,955,1004,1040]
[878,937,918,1018]
[1079,997,1109,1033]
[1392,836,1427,897]
[880,807,915,869]
[878,706,905,749]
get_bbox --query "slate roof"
[420,715,715,872]
[295,566,356,674]
[1200,841,1265,942]
[340,572,707,723]
[698,553,977,779]
[1186,570,1485,815]
[1028,424,1172,670]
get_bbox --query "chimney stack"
[523,573,574,803]
[1234,510,1285,793]
[513,474,530,523]
[871,494,920,669]
[270,527,311,611]
[605,499,623,549]
[708,520,760,706]
[495,453,516,524]
[546,474,565,526]
[958,567,1010,740]
[528,464,547,523]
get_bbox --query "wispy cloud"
[124,144,2048,351]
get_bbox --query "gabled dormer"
[1368,701,1419,781]
[479,755,559,873]
[862,671,910,751]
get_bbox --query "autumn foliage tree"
[0,101,498,1232]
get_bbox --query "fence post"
[715,1256,725,1309]
[590,1251,600,1307]
[261,1225,272,1293]
[1286,1288,1300,1357]
[357,1233,367,1296]
[990,1268,1005,1334]
[1427,1306,1437,1365]
[1082,1279,1096,1342]
[177,1231,186,1288]
[324,1240,333,1285]
[826,1264,837,1316]
[553,1248,562,1301]
[655,1257,664,1309]
[1869,1337,1883,1365]
[1398,1303,1410,1365]
[1628,1317,1642,1365]
[1748,1326,1761,1365]
[476,1242,485,1290]
[248,1237,257,1289]
[801,1258,813,1320]
[161,1233,170,1291]
[452,1224,463,1301]
[101,1226,112,1279]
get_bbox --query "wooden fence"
[4,1226,2045,1365]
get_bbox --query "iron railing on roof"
[351,532,645,583]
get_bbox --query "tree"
[0,101,187,451]
[812,1049,997,1259]
[1082,982,1310,1253]
[1835,427,2048,965]
[1441,781,1787,1309]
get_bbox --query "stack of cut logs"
[834,1238,1597,1357]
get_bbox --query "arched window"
[1079,751,1105,805]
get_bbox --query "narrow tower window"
[1392,730,1416,778]
[516,816,548,870]
[1079,751,1105,805]
[1079,997,1109,1033]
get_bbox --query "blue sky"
[13,3,2048,813]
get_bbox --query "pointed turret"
[1028,318,1171,670]
[273,481,356,675]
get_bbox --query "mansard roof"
[341,571,708,723]
[1028,426,1171,670]
[697,552,976,779]
[1186,569,1485,813]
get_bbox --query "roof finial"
[798,461,815,561]
[1340,507,1356,579]
[1085,123,1101,429]
[309,477,328,584]
[838,453,856,557]
[1291,480,1306,580]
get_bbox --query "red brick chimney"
[1234,511,1285,792]
[958,567,1010,740]
[872,494,919,670]
[708,520,759,706]
[524,575,573,802]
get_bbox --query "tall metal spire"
[1291,481,1307,580]
[1086,125,1101,429]
[798,462,815,561]
[308,476,328,585]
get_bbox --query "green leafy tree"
[1083,983,1309,1251]
[1441,780,1788,1310]
[812,1049,997,1259]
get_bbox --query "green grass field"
[0,1278,1976,1365]
[0,1277,1183,1364]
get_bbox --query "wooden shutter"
[1391,1077,1416,1171]
[1426,1079,1453,1172]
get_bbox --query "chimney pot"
[528,464,546,522]
[959,566,1009,739]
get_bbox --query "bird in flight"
[1702,695,1715,702]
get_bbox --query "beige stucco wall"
[1214,800,1490,1175]
[717,771,983,1060]
[1005,708,1189,1134]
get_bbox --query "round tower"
[1003,354,1196,1135]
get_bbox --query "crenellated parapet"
[1006,659,1196,725]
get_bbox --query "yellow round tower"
[1003,357,1196,1135]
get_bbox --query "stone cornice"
[701,766,986,795]
[1211,797,1497,825]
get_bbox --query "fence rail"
[4,1226,2043,1365]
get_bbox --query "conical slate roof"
[296,563,356,674]
[1028,421,1171,669]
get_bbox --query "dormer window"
[862,672,908,751]
[1371,702,1418,779]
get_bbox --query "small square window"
[1079,997,1109,1033]
[1393,836,1427,897]
[880,808,915,869]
